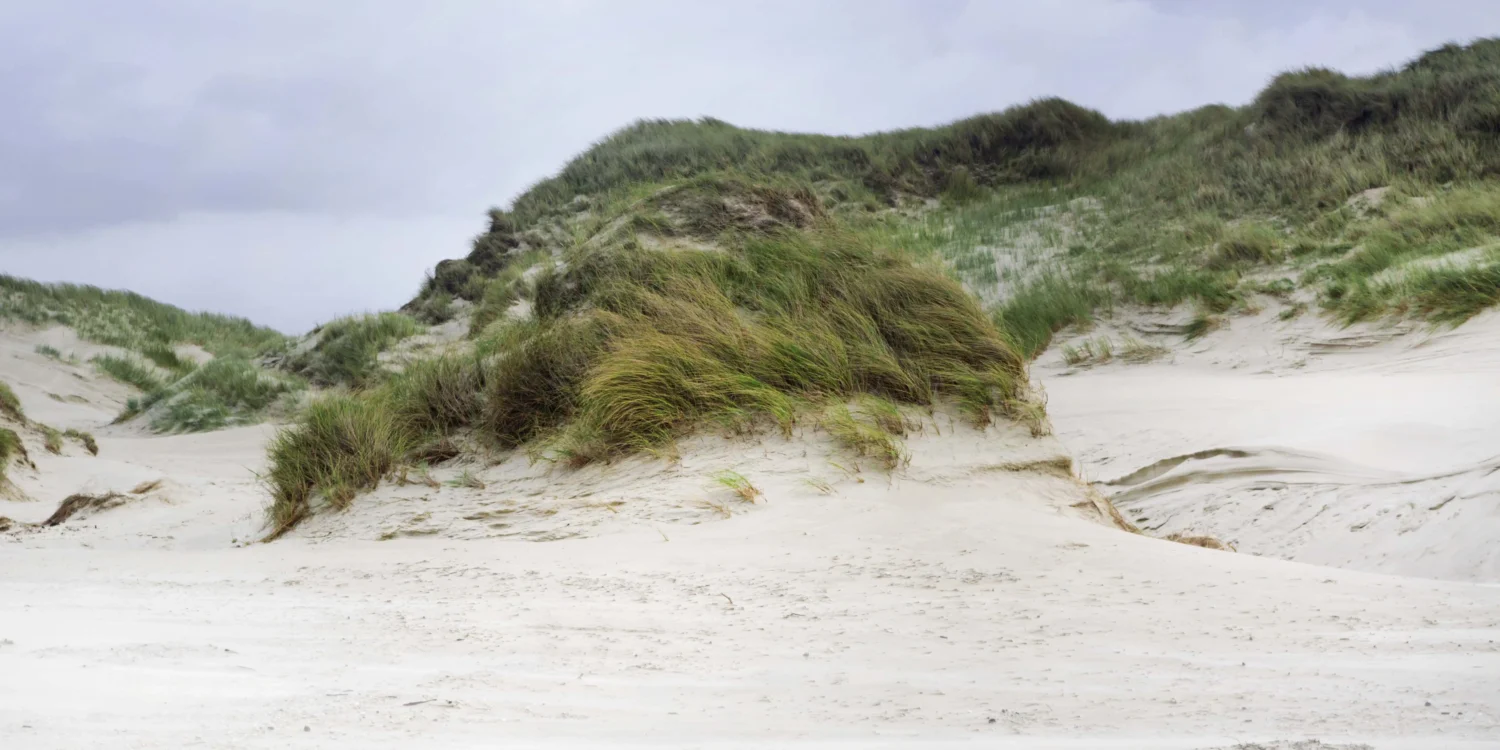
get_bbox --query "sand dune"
[2,318,1499,747]
[1045,308,1500,582]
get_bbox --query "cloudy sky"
[1,1,1495,332]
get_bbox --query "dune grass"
[711,470,761,503]
[64,428,98,456]
[265,209,1035,534]
[1,275,295,433]
[41,425,63,455]
[0,428,22,482]
[117,356,304,433]
[264,38,1500,537]
[286,312,423,387]
[33,344,70,362]
[0,274,289,357]
[400,38,1500,352]
[92,354,169,393]
[0,381,24,423]
[263,392,413,536]
[820,396,911,471]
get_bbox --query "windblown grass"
[287,312,422,387]
[41,425,63,455]
[0,381,24,423]
[0,428,23,482]
[266,38,1500,535]
[404,38,1500,348]
[265,204,1034,533]
[264,393,412,538]
[123,356,304,433]
[34,344,68,362]
[711,470,761,503]
[64,429,98,456]
[820,397,910,471]
[92,354,169,393]
[0,274,288,356]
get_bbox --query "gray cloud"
[1,1,1495,331]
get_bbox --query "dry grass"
[64,429,98,456]
[447,469,487,490]
[1166,533,1237,552]
[131,479,164,495]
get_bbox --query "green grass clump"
[1207,223,1282,269]
[0,428,23,482]
[287,313,423,387]
[139,342,199,378]
[820,397,910,471]
[0,381,24,423]
[41,425,63,455]
[264,393,413,538]
[710,470,761,503]
[138,356,304,433]
[265,210,1034,533]
[466,250,545,337]
[992,274,1112,358]
[34,344,65,361]
[92,354,169,393]
[1307,186,1500,322]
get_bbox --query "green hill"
[266,38,1500,536]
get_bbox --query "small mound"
[264,192,1039,537]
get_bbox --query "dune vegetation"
[263,39,1500,535]
[265,180,1038,536]
[0,274,304,433]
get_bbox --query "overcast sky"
[1,1,1495,332]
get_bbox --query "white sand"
[1044,307,1500,582]
[2,320,1499,748]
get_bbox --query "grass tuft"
[820,398,910,471]
[41,426,62,455]
[265,217,1033,533]
[0,428,25,482]
[64,429,98,456]
[711,470,761,503]
[263,393,413,538]
[93,355,168,393]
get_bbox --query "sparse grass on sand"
[34,344,70,362]
[711,470,760,503]
[820,397,911,471]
